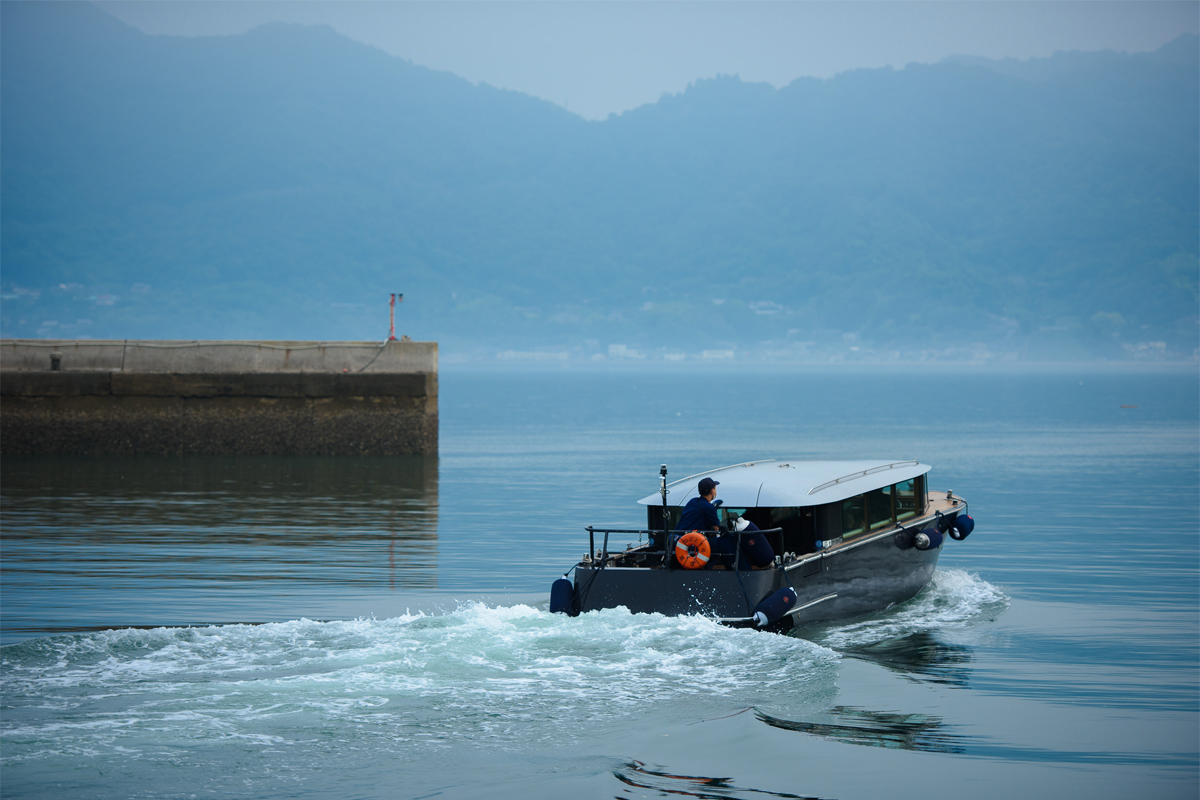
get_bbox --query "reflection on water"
[838,632,974,688]
[756,706,963,754]
[1,456,438,641]
[614,759,823,800]
[755,706,1193,766]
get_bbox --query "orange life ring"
[675,531,711,570]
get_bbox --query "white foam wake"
[2,570,1004,765]
[2,604,837,761]
[807,568,1009,650]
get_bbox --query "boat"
[549,459,975,631]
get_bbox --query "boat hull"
[572,529,942,631]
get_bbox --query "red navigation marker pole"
[388,293,404,341]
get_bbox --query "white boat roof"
[637,459,932,508]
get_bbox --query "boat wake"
[1,604,835,765]
[1,570,1004,773]
[805,568,1008,651]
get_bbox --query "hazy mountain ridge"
[2,2,1196,362]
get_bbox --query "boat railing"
[662,460,777,490]
[807,460,921,496]
[583,526,785,570]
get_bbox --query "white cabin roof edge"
[638,459,932,509]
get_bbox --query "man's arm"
[704,505,720,531]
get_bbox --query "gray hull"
[573,529,942,631]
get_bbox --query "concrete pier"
[0,340,437,456]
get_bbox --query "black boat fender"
[550,577,575,615]
[753,587,798,627]
[740,531,775,569]
[949,514,975,540]
[913,528,944,551]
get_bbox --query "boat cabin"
[639,460,931,562]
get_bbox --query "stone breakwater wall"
[1,340,437,456]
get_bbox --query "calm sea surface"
[2,366,1197,799]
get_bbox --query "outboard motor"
[549,577,575,615]
[753,587,798,627]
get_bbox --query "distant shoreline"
[439,358,1199,374]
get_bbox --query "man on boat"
[676,477,720,531]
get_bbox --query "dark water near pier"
[2,367,1197,799]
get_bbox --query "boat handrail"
[715,593,837,624]
[583,526,784,536]
[583,528,664,535]
[806,461,921,496]
[582,526,785,567]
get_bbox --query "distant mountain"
[2,2,1196,362]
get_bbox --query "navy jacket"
[676,496,719,531]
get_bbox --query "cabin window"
[718,507,750,529]
[867,486,893,530]
[839,476,926,538]
[895,479,918,521]
[841,495,865,538]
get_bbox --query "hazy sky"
[98,1,1200,120]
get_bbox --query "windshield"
[718,507,750,529]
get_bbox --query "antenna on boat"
[660,464,669,537]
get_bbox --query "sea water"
[1,366,1197,799]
